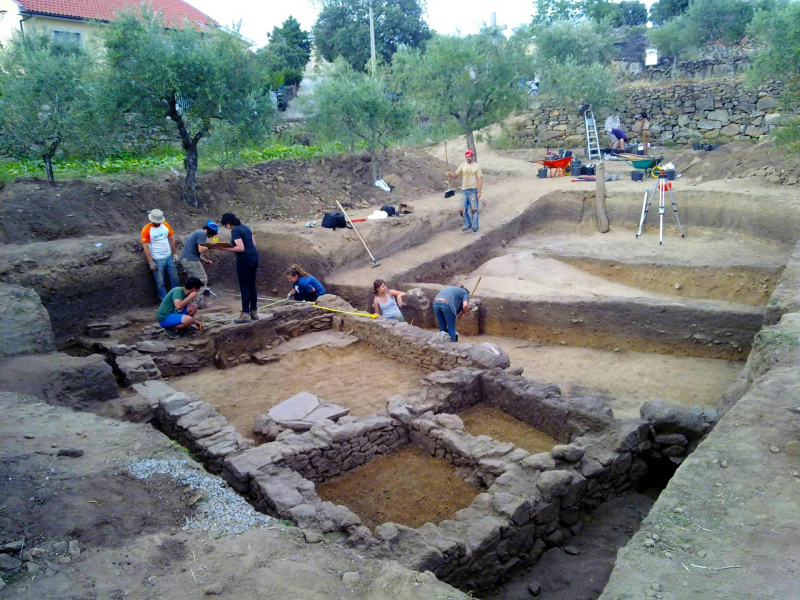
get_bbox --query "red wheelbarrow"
[532,156,574,177]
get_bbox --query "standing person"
[141,209,179,301]
[446,149,483,233]
[216,213,259,324]
[372,279,406,322]
[605,111,621,148]
[432,285,470,342]
[635,112,651,156]
[157,276,204,339]
[180,220,218,298]
[286,265,326,302]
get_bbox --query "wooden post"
[595,161,610,233]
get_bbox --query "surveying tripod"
[636,172,684,245]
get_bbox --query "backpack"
[381,205,397,217]
[321,211,352,230]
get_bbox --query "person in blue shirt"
[433,285,470,342]
[286,264,326,302]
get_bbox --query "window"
[53,31,81,44]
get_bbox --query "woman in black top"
[218,212,259,323]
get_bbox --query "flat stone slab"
[267,392,350,431]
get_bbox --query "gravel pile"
[128,459,272,538]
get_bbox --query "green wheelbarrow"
[615,153,664,178]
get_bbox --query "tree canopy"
[313,0,431,71]
[258,16,312,88]
[310,60,411,179]
[533,0,646,27]
[649,0,690,26]
[749,0,800,104]
[0,31,99,183]
[103,10,272,206]
[392,33,530,160]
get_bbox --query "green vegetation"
[103,9,272,207]
[532,0,647,27]
[313,0,431,72]
[310,59,411,179]
[258,16,312,88]
[0,32,99,184]
[392,32,530,161]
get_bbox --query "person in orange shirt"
[141,209,179,301]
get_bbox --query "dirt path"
[170,342,426,437]
[462,335,742,418]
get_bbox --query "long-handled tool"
[335,199,381,268]
[444,141,455,198]
[469,276,482,299]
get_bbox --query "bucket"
[664,169,675,180]
[631,171,644,182]
[538,168,548,179]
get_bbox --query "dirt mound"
[670,140,800,185]
[0,148,448,244]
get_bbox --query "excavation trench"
[117,299,718,596]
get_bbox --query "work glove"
[173,254,180,263]
[149,262,157,271]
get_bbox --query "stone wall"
[0,285,55,358]
[513,80,785,147]
[317,295,510,372]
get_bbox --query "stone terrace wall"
[317,295,511,372]
[514,80,784,147]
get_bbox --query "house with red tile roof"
[0,0,220,47]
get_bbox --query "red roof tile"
[16,0,217,28]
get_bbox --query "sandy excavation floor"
[316,446,481,529]
[462,335,742,418]
[170,342,425,437]
[460,405,560,454]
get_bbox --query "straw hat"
[148,209,165,224]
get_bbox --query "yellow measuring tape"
[311,303,378,319]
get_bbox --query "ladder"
[584,108,602,160]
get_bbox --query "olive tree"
[310,59,412,180]
[0,32,99,183]
[393,33,530,161]
[103,10,273,207]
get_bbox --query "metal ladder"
[584,108,602,160]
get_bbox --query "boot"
[234,312,249,324]
[250,311,259,321]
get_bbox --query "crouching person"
[158,276,204,339]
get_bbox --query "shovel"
[444,141,455,198]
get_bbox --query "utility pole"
[489,12,507,45]
[368,0,377,77]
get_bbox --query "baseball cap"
[465,150,475,156]
[205,220,219,233]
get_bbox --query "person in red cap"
[446,149,483,233]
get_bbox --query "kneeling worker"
[158,276,204,339]
[433,285,470,342]
[286,265,326,302]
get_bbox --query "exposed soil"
[484,491,656,600]
[0,148,450,244]
[460,405,559,454]
[462,335,742,418]
[170,342,425,437]
[0,393,469,600]
[560,258,778,306]
[315,446,482,530]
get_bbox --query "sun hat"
[205,220,219,233]
[465,150,475,156]
[148,209,165,224]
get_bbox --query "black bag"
[321,211,351,230]
[381,205,397,217]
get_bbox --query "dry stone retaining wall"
[514,80,785,147]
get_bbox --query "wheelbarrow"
[615,153,664,178]
[531,155,574,177]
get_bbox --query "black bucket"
[631,171,644,181]
[664,169,675,180]
[538,168,548,179]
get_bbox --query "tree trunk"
[369,149,380,182]
[671,54,679,81]
[595,161,610,233]
[465,128,477,163]
[43,153,55,185]
[183,143,200,208]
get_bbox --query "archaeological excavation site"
[1,138,800,600]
